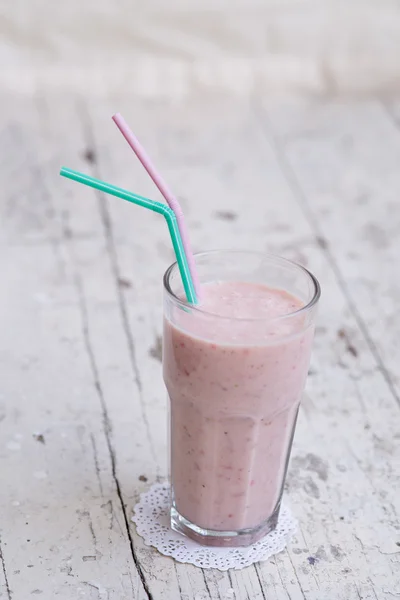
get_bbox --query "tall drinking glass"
[163,251,320,547]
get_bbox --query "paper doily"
[132,482,297,570]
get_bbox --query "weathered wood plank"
[0,95,148,599]
[259,98,400,406]
[38,96,185,598]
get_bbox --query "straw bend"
[59,166,197,304]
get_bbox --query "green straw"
[60,167,197,304]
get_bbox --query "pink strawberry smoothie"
[163,281,314,532]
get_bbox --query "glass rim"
[163,250,321,323]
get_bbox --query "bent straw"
[112,113,201,298]
[60,167,197,304]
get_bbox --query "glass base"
[170,503,281,548]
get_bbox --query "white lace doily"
[132,482,297,570]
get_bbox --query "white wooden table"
[1,93,399,600]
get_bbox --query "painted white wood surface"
[0,94,399,600]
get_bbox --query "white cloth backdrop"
[1,0,400,96]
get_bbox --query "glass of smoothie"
[163,250,320,547]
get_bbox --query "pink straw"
[112,113,201,298]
